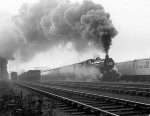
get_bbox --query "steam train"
[15,55,150,82]
[16,56,150,82]
[41,55,117,82]
[16,55,116,82]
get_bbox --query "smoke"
[42,63,103,82]
[112,66,121,78]
[0,0,117,61]
[0,13,20,60]
[81,9,117,53]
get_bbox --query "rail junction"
[16,81,150,116]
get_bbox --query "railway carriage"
[42,63,102,81]
[116,58,150,82]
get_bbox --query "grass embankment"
[0,81,70,116]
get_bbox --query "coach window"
[144,61,149,68]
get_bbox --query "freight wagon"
[18,72,27,81]
[27,70,41,81]
[11,72,18,81]
[116,58,150,82]
[18,70,41,81]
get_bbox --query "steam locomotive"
[41,54,117,82]
[100,54,118,81]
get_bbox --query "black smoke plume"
[81,9,117,53]
[0,0,117,61]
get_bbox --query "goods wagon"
[11,72,18,81]
[27,70,41,81]
[116,58,150,82]
[18,72,27,81]
[41,55,117,82]
[18,70,41,81]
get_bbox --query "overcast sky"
[0,0,150,72]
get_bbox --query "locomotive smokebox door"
[104,55,115,72]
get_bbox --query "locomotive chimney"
[105,54,109,59]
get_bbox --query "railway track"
[43,81,150,88]
[16,81,150,116]
[41,81,150,97]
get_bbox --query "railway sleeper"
[56,104,69,107]
[83,108,103,115]
[77,102,101,106]
[105,88,112,92]
[135,91,143,96]
[73,97,93,101]
[122,90,129,94]
[63,109,79,113]
[101,88,106,91]
[109,99,118,103]
[106,107,134,112]
[91,88,97,91]
[91,103,117,107]
[55,102,65,106]
[99,105,123,110]
[90,95,99,99]
[70,111,86,115]
[146,92,150,96]
[136,104,150,111]
[115,89,124,93]
[60,106,74,110]
[89,95,99,99]
[85,102,110,106]
[115,110,148,116]
[117,101,128,107]
[78,100,106,105]
[78,100,101,103]
[90,104,110,108]
[124,90,135,94]
[141,92,150,97]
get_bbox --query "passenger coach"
[116,58,150,82]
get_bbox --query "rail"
[16,81,150,116]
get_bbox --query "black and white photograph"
[0,0,150,115]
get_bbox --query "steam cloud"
[0,0,117,61]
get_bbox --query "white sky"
[1,0,150,72]
[0,0,37,14]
